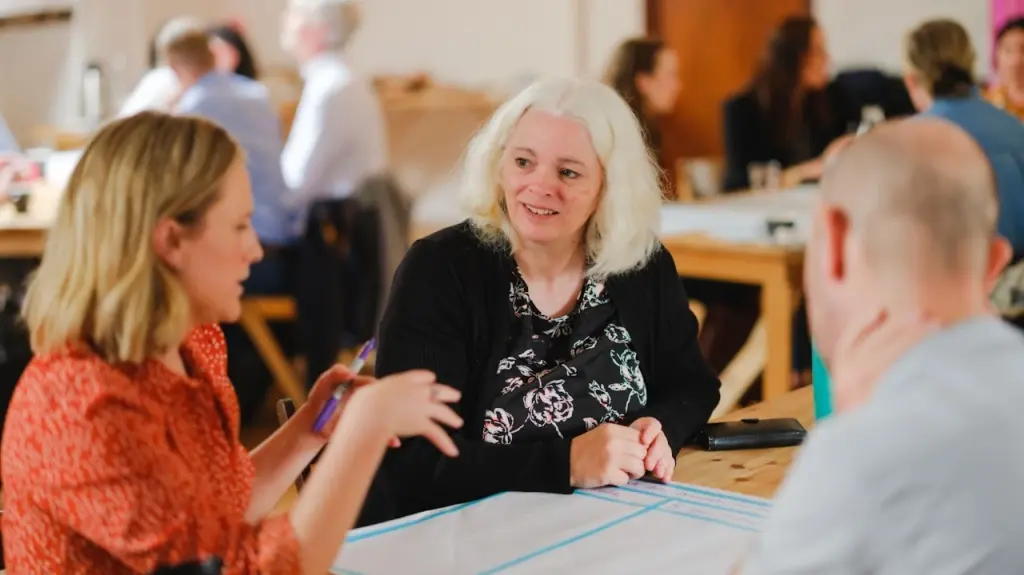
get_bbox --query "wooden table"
[663,234,804,400]
[0,184,59,257]
[673,386,813,498]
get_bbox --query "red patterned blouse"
[1,325,300,574]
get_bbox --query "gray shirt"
[743,317,1024,575]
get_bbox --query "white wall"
[0,0,224,143]
[225,0,645,83]
[815,0,991,75]
[0,0,644,144]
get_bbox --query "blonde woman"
[1,112,463,574]
[903,18,1024,260]
[359,77,721,526]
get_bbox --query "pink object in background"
[992,0,1024,73]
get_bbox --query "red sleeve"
[38,394,301,574]
[3,351,302,574]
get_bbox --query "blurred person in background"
[280,0,392,388]
[903,19,1024,260]
[603,37,681,165]
[985,17,1024,120]
[119,16,198,117]
[0,112,463,575]
[208,22,261,80]
[722,16,854,192]
[279,0,387,221]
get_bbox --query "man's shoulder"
[229,74,272,100]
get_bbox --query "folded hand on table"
[569,423,648,488]
[630,417,675,482]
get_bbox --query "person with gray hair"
[279,0,386,214]
[739,118,1024,574]
[279,0,392,385]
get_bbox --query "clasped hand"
[569,417,674,489]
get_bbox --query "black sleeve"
[624,248,721,454]
[721,93,760,192]
[372,238,573,512]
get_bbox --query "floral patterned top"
[482,268,647,445]
[0,325,300,575]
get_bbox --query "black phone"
[695,417,806,451]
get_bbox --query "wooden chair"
[276,398,311,491]
[712,318,767,418]
[238,297,305,405]
[689,299,768,418]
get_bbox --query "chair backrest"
[276,398,311,491]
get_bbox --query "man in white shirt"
[279,0,388,220]
[280,0,390,388]
[739,118,1024,574]
[118,17,199,117]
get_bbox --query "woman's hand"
[303,364,374,440]
[569,423,647,488]
[630,417,675,483]
[344,370,464,457]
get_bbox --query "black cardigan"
[358,222,721,525]
[721,85,854,192]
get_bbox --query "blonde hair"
[292,0,362,50]
[23,112,242,364]
[904,19,977,97]
[161,25,216,71]
[459,77,663,278]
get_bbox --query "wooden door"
[648,0,810,165]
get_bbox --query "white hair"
[292,0,362,50]
[459,76,664,279]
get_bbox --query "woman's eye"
[560,168,580,179]
[515,157,530,168]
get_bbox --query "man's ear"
[823,204,851,283]
[152,217,186,271]
[983,236,1014,295]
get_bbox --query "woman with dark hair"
[721,16,853,191]
[603,37,681,159]
[207,24,260,80]
[985,17,1024,120]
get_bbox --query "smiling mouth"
[524,203,559,216]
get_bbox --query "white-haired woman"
[360,77,721,525]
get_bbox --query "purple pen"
[312,338,377,433]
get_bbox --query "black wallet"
[695,418,807,451]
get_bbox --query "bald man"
[740,118,1024,574]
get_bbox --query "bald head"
[821,118,997,276]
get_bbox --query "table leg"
[761,269,795,399]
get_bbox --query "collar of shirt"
[300,51,348,81]
[871,314,1002,400]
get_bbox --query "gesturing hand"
[306,363,374,439]
[349,370,464,457]
[569,423,647,488]
[630,417,675,483]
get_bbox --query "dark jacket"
[721,84,854,191]
[359,222,721,525]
